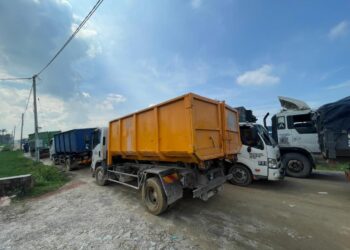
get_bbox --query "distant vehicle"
[228,107,284,186]
[314,96,350,180]
[265,96,350,178]
[91,93,242,215]
[50,128,95,171]
[28,131,60,159]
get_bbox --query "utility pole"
[33,75,40,162]
[13,125,16,149]
[20,113,24,151]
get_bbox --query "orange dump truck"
[94,93,241,214]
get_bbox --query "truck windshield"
[92,129,101,149]
[255,124,276,146]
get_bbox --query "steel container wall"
[221,102,241,157]
[53,128,95,154]
[108,93,241,165]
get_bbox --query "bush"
[0,151,68,197]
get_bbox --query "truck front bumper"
[268,164,285,181]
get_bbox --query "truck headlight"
[268,158,278,169]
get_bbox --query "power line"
[36,0,104,76]
[24,85,33,114]
[0,77,31,81]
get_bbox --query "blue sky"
[0,0,349,137]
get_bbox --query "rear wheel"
[283,153,312,178]
[95,166,108,186]
[53,157,59,165]
[65,158,72,171]
[228,164,252,186]
[142,177,168,215]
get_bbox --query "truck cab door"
[286,113,320,153]
[276,115,292,147]
[239,126,268,177]
[91,129,102,169]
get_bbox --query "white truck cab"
[91,127,108,176]
[267,96,323,178]
[228,122,284,186]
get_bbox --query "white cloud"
[102,94,127,110]
[87,43,102,58]
[71,23,98,39]
[81,92,91,98]
[0,85,126,139]
[328,20,349,40]
[191,0,202,9]
[236,65,280,86]
[70,21,102,58]
[327,80,350,90]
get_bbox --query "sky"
[0,0,349,139]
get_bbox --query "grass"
[0,151,68,197]
[316,163,350,172]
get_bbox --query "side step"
[107,169,140,190]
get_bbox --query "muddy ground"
[1,163,349,250]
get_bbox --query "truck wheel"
[142,177,168,215]
[53,157,59,165]
[283,153,312,178]
[95,166,108,186]
[65,158,72,171]
[228,164,252,186]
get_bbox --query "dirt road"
[1,167,349,250]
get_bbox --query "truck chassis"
[95,162,231,215]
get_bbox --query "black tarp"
[235,106,257,123]
[317,96,350,131]
[315,96,350,159]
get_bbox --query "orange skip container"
[108,93,241,165]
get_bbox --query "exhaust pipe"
[263,112,269,129]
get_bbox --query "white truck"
[227,122,284,186]
[264,96,324,178]
[91,127,108,175]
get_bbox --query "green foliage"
[1,144,13,151]
[317,163,350,172]
[0,151,68,197]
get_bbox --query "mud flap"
[160,180,183,205]
[144,167,183,205]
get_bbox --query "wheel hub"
[147,187,158,205]
[232,168,247,182]
[97,169,104,182]
[288,160,304,172]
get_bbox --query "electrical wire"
[36,0,104,76]
[24,85,33,114]
[0,77,31,81]
[1,0,104,138]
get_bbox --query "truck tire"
[95,166,108,186]
[142,177,168,215]
[228,164,252,186]
[53,157,59,165]
[65,158,72,171]
[283,153,312,178]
